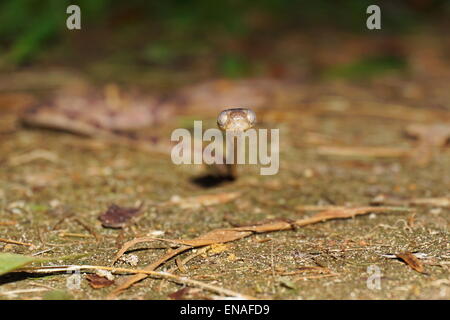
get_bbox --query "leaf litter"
[1,206,411,299]
[86,274,115,289]
[395,252,426,274]
[109,206,412,297]
[1,28,450,300]
[98,203,144,229]
[0,206,410,299]
[382,252,427,274]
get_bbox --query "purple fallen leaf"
[99,204,143,229]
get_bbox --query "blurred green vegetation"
[0,0,110,65]
[0,0,448,71]
[324,55,408,79]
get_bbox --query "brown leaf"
[395,252,425,273]
[99,204,143,229]
[86,274,114,289]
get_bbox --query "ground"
[0,30,449,300]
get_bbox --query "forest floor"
[0,30,449,300]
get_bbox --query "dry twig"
[110,206,410,297]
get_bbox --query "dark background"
[0,0,449,84]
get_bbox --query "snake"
[215,107,257,179]
[217,107,256,133]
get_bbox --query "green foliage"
[219,54,250,78]
[0,253,37,275]
[0,0,109,65]
[0,252,88,276]
[0,0,65,64]
[0,0,445,66]
[324,55,407,79]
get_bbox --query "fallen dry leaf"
[86,274,115,289]
[99,203,143,229]
[395,252,426,273]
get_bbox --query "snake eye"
[245,109,256,125]
[217,110,229,128]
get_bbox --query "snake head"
[217,107,256,132]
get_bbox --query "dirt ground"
[0,31,449,300]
